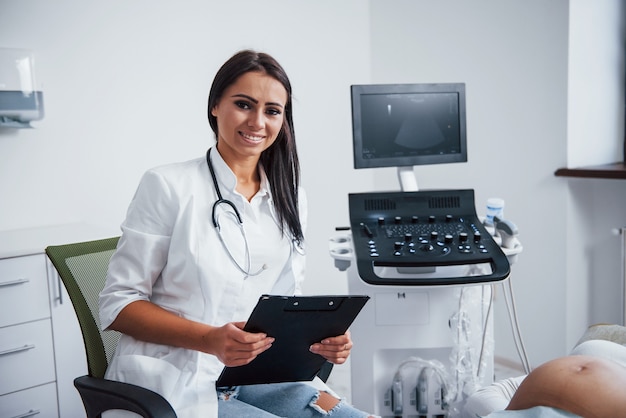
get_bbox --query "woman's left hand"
[309,330,353,365]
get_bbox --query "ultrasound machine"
[328,83,523,418]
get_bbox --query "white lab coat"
[99,148,307,417]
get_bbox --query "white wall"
[367,0,626,368]
[0,0,370,300]
[565,0,626,346]
[568,0,624,167]
[368,0,570,366]
[1,0,624,371]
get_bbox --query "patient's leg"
[506,355,626,418]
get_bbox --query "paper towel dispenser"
[0,48,44,128]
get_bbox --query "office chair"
[46,237,335,417]
[45,237,176,418]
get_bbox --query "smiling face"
[211,71,288,162]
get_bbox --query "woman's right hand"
[205,321,274,367]
[109,302,273,367]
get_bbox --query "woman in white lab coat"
[99,50,374,418]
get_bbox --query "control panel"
[349,189,510,286]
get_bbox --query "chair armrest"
[74,375,177,418]
[317,362,334,382]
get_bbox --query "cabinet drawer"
[0,319,55,395]
[0,255,50,328]
[0,382,59,418]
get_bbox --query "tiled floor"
[493,357,526,380]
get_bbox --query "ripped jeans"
[217,382,371,418]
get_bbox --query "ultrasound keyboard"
[349,189,510,286]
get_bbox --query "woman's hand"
[309,330,353,365]
[205,321,275,367]
[109,302,274,368]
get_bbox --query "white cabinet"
[47,261,89,416]
[0,254,59,418]
[0,224,117,418]
[0,383,58,418]
[0,255,50,328]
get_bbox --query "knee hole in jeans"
[308,390,341,414]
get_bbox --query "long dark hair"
[207,50,303,245]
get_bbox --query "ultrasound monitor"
[351,83,467,191]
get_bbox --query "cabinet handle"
[57,275,63,304]
[0,278,29,287]
[46,261,64,305]
[11,410,41,418]
[0,344,36,356]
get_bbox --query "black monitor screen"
[351,83,467,169]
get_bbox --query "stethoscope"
[206,148,304,277]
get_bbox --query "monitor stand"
[397,166,418,192]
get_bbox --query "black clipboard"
[216,294,370,386]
